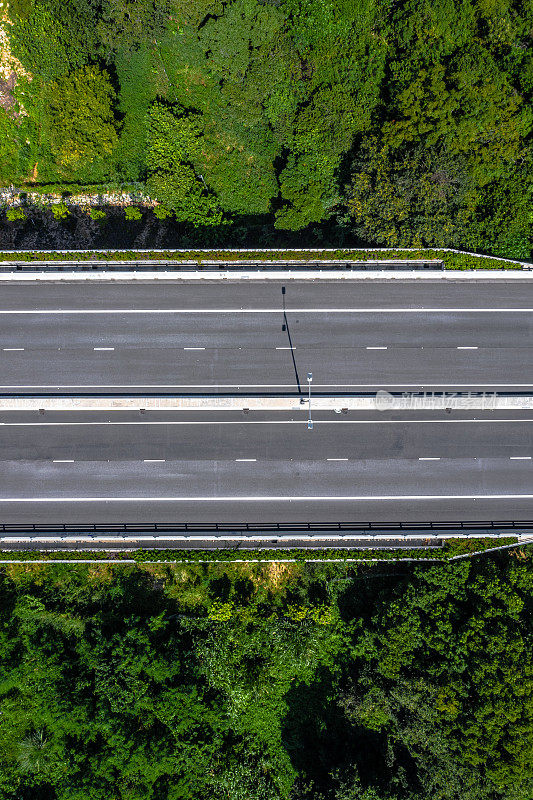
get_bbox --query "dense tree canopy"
[1,0,531,255]
[0,551,531,799]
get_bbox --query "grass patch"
[0,537,524,564]
[0,247,525,269]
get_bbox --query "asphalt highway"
[0,278,532,528]
[0,409,531,525]
[0,280,533,393]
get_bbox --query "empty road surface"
[0,280,532,393]
[0,409,531,525]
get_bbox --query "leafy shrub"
[43,65,119,182]
[124,206,142,221]
[87,208,107,221]
[0,110,23,184]
[50,203,69,220]
[153,205,172,220]
[208,601,234,621]
[145,101,223,226]
[5,207,27,222]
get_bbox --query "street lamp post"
[307,372,313,430]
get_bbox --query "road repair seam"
[0,494,532,502]
[1,306,533,312]
[0,418,532,425]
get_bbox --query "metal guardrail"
[0,259,444,272]
[0,520,530,534]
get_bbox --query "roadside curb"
[0,269,532,281]
[0,533,528,546]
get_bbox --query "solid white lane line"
[235,458,257,462]
[143,459,166,462]
[510,456,532,460]
[0,419,532,427]
[366,346,388,350]
[0,308,532,314]
[0,383,532,389]
[52,459,74,463]
[419,457,441,461]
[183,347,205,351]
[275,347,294,350]
[2,348,24,351]
[93,347,115,351]
[0,493,532,502]
[457,346,478,350]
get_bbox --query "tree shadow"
[281,667,390,800]
[0,206,365,251]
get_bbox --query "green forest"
[0,552,531,800]
[1,0,532,257]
